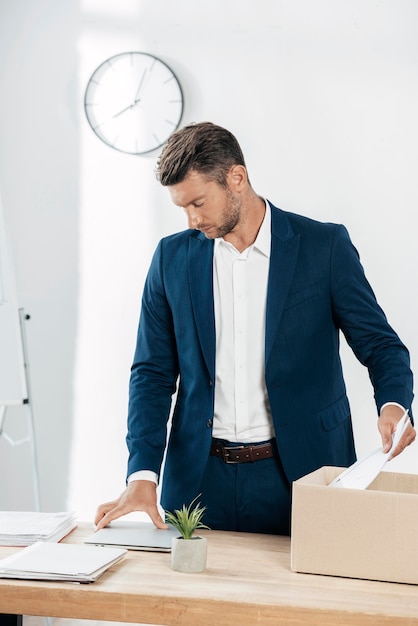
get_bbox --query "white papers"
[0,511,77,546]
[330,410,411,489]
[0,541,127,583]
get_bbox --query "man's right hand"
[94,480,168,530]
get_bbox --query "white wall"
[0,0,417,517]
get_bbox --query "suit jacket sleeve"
[126,240,179,477]
[330,224,413,415]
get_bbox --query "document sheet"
[0,541,127,582]
[329,410,411,489]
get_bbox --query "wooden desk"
[1,523,418,625]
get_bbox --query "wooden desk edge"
[1,523,418,625]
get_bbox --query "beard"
[207,189,242,239]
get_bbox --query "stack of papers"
[0,511,78,546]
[0,541,127,583]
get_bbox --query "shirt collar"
[214,199,271,257]
[253,200,271,258]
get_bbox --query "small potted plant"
[165,494,210,573]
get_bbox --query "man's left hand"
[378,404,416,459]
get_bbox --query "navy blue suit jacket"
[127,203,413,512]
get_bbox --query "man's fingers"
[95,500,129,529]
[94,500,118,526]
[96,504,168,531]
[95,506,125,530]
[389,424,416,460]
[94,481,169,530]
[147,507,169,530]
[378,406,416,459]
[382,436,393,454]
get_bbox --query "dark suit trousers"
[198,439,291,535]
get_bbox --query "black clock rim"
[83,51,184,156]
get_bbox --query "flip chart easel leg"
[19,309,41,511]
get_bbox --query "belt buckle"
[223,444,245,463]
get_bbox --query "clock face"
[84,52,184,155]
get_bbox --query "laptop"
[84,520,179,552]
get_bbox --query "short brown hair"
[156,122,247,188]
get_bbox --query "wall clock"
[84,52,184,155]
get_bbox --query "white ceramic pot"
[171,536,208,573]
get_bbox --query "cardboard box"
[291,466,418,585]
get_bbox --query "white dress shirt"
[212,202,274,442]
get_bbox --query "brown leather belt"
[210,440,276,464]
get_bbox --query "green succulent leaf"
[165,494,210,540]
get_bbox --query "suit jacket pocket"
[319,395,351,432]
[283,283,322,311]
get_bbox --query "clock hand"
[115,67,152,118]
[94,97,141,131]
[112,98,141,119]
[135,69,148,100]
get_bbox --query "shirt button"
[206,419,213,428]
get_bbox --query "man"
[95,122,415,535]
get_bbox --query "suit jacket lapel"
[187,206,300,376]
[265,204,300,365]
[188,232,216,380]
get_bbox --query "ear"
[227,165,247,192]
